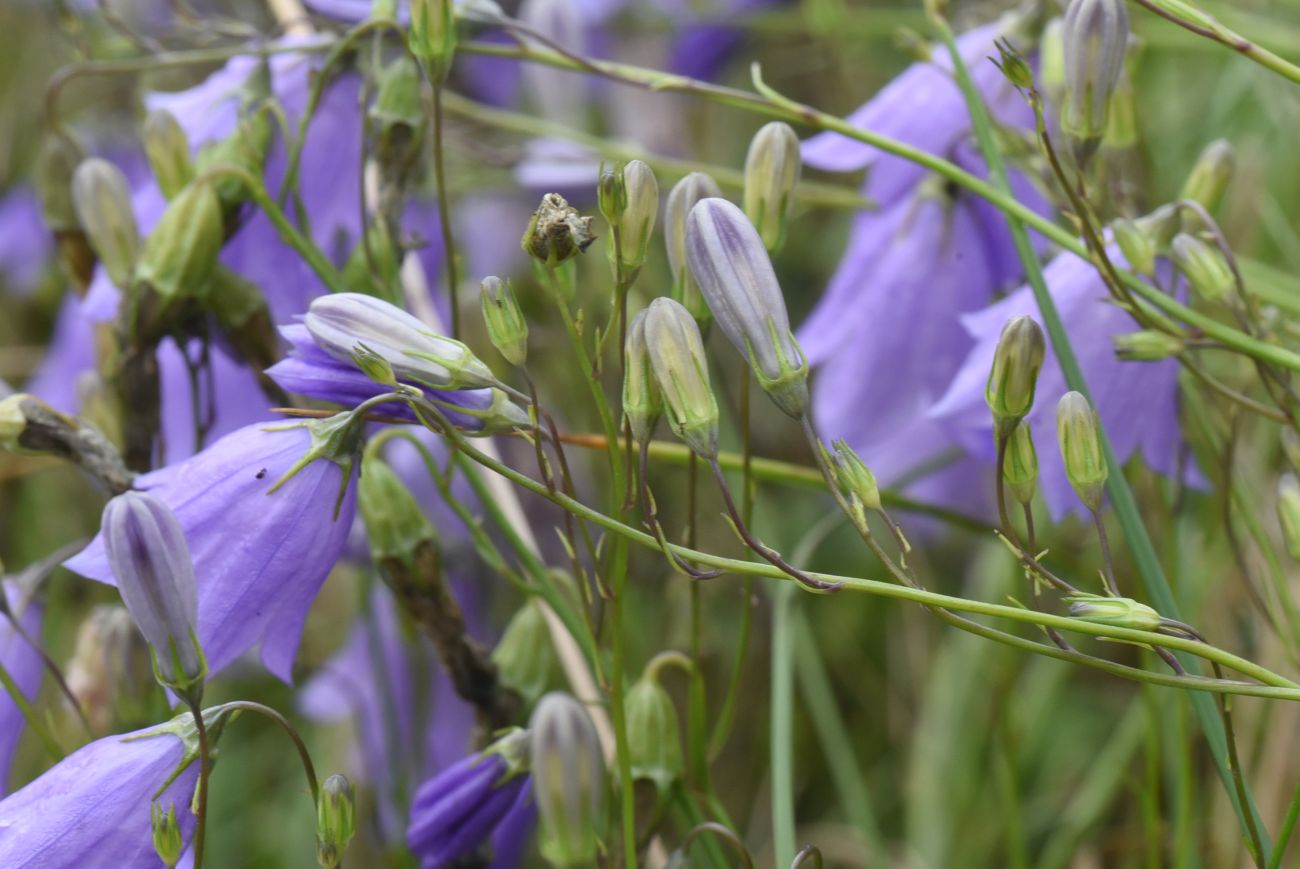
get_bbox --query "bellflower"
[66,421,358,682]
[0,187,53,295]
[930,248,1186,520]
[0,581,43,799]
[0,725,199,866]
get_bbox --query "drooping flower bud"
[1112,329,1184,361]
[1171,233,1234,304]
[1179,139,1235,213]
[1278,474,1300,562]
[531,692,606,867]
[71,158,140,289]
[316,773,357,869]
[134,181,224,300]
[685,197,808,418]
[665,172,723,327]
[151,803,183,868]
[625,663,683,793]
[1055,391,1108,512]
[622,308,662,445]
[1061,0,1129,161]
[101,491,206,696]
[618,160,658,270]
[597,164,627,225]
[644,297,719,459]
[480,276,529,367]
[1066,593,1160,630]
[522,193,596,266]
[830,439,881,513]
[492,599,556,705]
[743,121,801,253]
[358,453,437,564]
[142,109,195,201]
[1111,217,1156,277]
[306,293,496,389]
[370,56,426,172]
[409,0,457,81]
[1002,422,1038,506]
[985,316,1045,431]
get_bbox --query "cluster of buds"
[985,316,1046,504]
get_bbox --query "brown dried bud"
[521,193,596,266]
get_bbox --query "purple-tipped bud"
[71,158,140,289]
[644,297,719,459]
[101,491,205,694]
[685,197,809,418]
[1062,0,1129,159]
[531,692,606,867]
[743,122,801,253]
[1055,391,1108,512]
[985,315,1045,429]
[665,172,723,326]
[306,293,496,390]
[622,308,662,445]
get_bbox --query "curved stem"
[210,700,320,802]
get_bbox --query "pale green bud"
[358,454,438,563]
[1112,329,1183,361]
[619,160,658,270]
[625,666,683,793]
[1039,18,1065,97]
[316,774,356,869]
[409,0,458,81]
[986,316,1046,428]
[622,308,662,445]
[1002,422,1038,506]
[480,276,528,367]
[370,56,426,170]
[1066,593,1160,630]
[491,600,555,704]
[1179,139,1234,213]
[1111,217,1156,277]
[665,172,723,328]
[1171,233,1234,304]
[1056,391,1108,511]
[476,388,532,435]
[644,297,719,459]
[830,439,881,512]
[597,164,627,225]
[522,193,596,266]
[531,692,606,867]
[143,109,195,201]
[1278,474,1300,562]
[72,158,140,289]
[37,133,84,233]
[1062,0,1129,162]
[151,803,183,868]
[134,181,224,300]
[743,121,801,253]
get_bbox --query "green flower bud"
[409,0,457,81]
[1066,593,1160,630]
[134,181,224,300]
[644,297,719,459]
[370,56,425,171]
[1002,422,1038,506]
[830,439,881,512]
[743,121,801,253]
[143,109,195,201]
[598,164,627,225]
[340,220,403,303]
[622,308,662,445]
[491,600,555,704]
[1111,217,1156,277]
[358,453,437,563]
[625,664,683,793]
[994,40,1036,91]
[522,193,596,266]
[531,692,606,867]
[1179,139,1234,213]
[1112,329,1183,361]
[37,133,84,233]
[1055,391,1108,511]
[1171,233,1234,304]
[1039,18,1066,98]
[72,158,140,289]
[618,160,658,270]
[316,774,357,869]
[480,276,529,367]
[665,172,723,328]
[1062,0,1129,163]
[151,803,183,868]
[985,316,1045,428]
[1278,474,1300,562]
[475,388,532,435]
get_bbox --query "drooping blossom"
[66,421,357,682]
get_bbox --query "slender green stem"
[210,700,321,802]
[185,695,211,869]
[0,658,62,760]
[608,533,638,868]
[429,81,461,339]
[770,582,797,868]
[1269,776,1300,869]
[1131,0,1300,86]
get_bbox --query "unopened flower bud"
[306,293,496,389]
[492,600,555,704]
[134,181,224,300]
[317,773,357,868]
[619,160,658,270]
[830,439,881,512]
[1062,0,1129,162]
[1171,233,1234,304]
[985,316,1045,429]
[1180,139,1234,213]
[1112,329,1183,361]
[37,133,84,233]
[1056,391,1108,511]
[370,56,426,170]
[1278,474,1300,562]
[1066,593,1160,630]
[358,453,437,563]
[72,158,140,289]
[686,197,808,418]
[1111,217,1156,277]
[476,387,532,434]
[151,803,183,868]
[598,165,627,224]
[622,308,662,445]
[665,172,723,328]
[143,109,195,201]
[409,0,458,81]
[522,193,595,266]
[994,40,1036,91]
[480,276,528,367]
[102,491,206,696]
[531,692,606,867]
[743,122,801,253]
[625,664,683,793]
[1002,422,1038,506]
[644,297,719,459]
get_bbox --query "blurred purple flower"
[406,748,533,869]
[0,188,53,295]
[0,724,198,866]
[66,422,357,682]
[0,583,43,799]
[930,248,1188,520]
